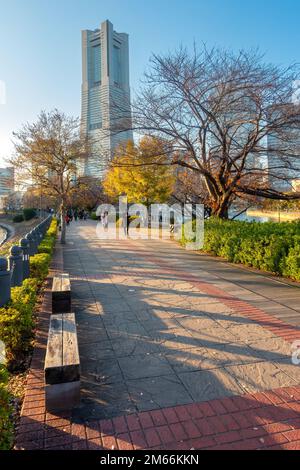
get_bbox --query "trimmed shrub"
[0,366,13,450]
[38,219,57,255]
[30,253,51,282]
[181,217,300,281]
[0,216,57,448]
[46,218,58,238]
[0,279,38,370]
[12,214,24,223]
[23,208,36,221]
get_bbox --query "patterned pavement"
[15,221,300,450]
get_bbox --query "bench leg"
[45,381,80,412]
[52,293,71,314]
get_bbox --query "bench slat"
[52,273,71,293]
[52,273,71,314]
[52,276,62,292]
[45,313,80,385]
[62,313,80,383]
[45,315,63,384]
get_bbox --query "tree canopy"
[11,109,89,242]
[103,136,175,206]
[130,47,300,218]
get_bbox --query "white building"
[0,167,15,210]
[267,109,300,192]
[0,167,14,195]
[80,20,133,178]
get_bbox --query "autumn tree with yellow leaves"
[103,136,175,207]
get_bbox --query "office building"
[80,20,133,178]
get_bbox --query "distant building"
[80,20,133,178]
[0,167,14,196]
[0,167,15,210]
[267,108,300,192]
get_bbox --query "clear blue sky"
[0,0,299,165]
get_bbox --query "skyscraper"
[80,20,133,178]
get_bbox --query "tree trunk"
[211,196,231,219]
[60,202,66,244]
[214,204,229,219]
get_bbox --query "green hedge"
[37,218,57,255]
[29,253,51,282]
[0,279,38,370]
[0,366,13,450]
[0,217,57,448]
[23,208,36,221]
[0,219,57,367]
[12,214,24,223]
[182,218,300,281]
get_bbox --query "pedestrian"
[127,213,131,233]
[122,212,131,235]
[104,211,109,229]
[65,214,70,226]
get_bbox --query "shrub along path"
[15,221,300,450]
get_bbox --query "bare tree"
[11,109,89,243]
[22,185,59,212]
[131,47,300,218]
[70,176,106,211]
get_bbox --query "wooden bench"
[45,313,80,411]
[52,273,71,314]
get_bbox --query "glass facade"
[113,45,121,85]
[92,45,101,84]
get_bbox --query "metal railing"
[0,215,52,307]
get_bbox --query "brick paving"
[15,221,300,450]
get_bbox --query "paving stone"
[80,358,123,385]
[79,342,115,361]
[273,359,300,383]
[248,338,292,362]
[77,326,109,344]
[127,375,193,411]
[73,382,135,421]
[150,328,201,350]
[118,353,174,380]
[142,317,181,332]
[111,337,161,357]
[189,326,239,346]
[226,323,277,344]
[164,348,215,373]
[225,362,298,393]
[106,321,149,340]
[178,369,245,402]
[176,315,218,332]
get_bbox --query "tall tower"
[81,20,133,178]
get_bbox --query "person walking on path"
[65,214,70,226]
[122,212,131,236]
[103,211,109,229]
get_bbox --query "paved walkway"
[15,221,300,450]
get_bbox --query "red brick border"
[15,386,300,450]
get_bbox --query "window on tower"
[113,45,121,85]
[92,45,101,84]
